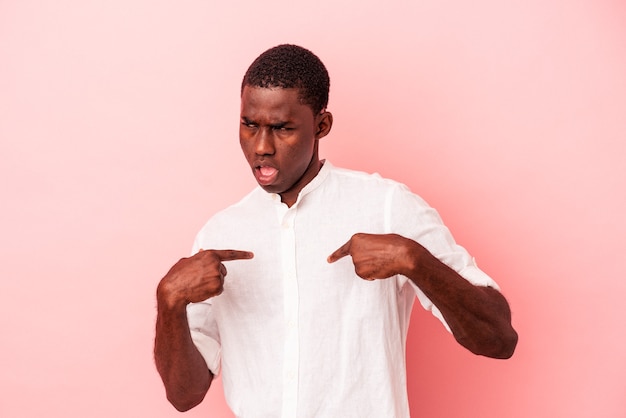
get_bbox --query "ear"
[315,111,333,140]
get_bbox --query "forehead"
[240,86,313,121]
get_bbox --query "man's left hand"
[327,233,418,280]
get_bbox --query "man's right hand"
[157,249,254,310]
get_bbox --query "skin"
[239,86,333,207]
[154,86,332,411]
[154,249,253,411]
[154,85,517,412]
[327,233,518,358]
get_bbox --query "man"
[154,44,518,417]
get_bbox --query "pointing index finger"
[213,249,255,261]
[327,240,351,263]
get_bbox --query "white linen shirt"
[187,161,498,418]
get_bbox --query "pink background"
[1,1,625,417]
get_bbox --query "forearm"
[403,240,518,358]
[154,292,212,411]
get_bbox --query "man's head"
[239,45,333,207]
[241,44,330,115]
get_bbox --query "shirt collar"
[263,159,333,206]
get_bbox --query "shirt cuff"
[459,263,501,291]
[190,330,222,376]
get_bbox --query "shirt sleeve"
[387,183,500,331]
[187,232,222,375]
[187,301,222,376]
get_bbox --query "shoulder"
[326,163,406,190]
[194,187,266,241]
[325,163,424,203]
[210,187,265,221]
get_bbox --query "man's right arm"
[154,290,212,411]
[153,249,254,411]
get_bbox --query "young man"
[154,44,518,417]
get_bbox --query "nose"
[255,128,275,156]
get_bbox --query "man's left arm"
[328,233,518,359]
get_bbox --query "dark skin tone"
[154,86,518,411]
[238,86,333,207]
[154,249,253,411]
[327,233,518,358]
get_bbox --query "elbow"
[472,289,519,359]
[497,327,519,359]
[156,358,212,412]
[164,377,211,412]
[456,323,519,359]
[474,326,518,359]
[167,392,206,412]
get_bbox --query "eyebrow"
[241,116,290,129]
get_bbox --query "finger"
[213,249,255,261]
[327,240,351,263]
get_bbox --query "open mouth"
[255,165,278,186]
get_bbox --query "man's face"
[239,86,331,207]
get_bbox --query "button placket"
[279,207,299,417]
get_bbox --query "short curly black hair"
[241,44,330,115]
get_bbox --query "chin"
[258,183,283,194]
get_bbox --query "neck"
[280,157,323,207]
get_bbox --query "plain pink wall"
[1,1,625,417]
